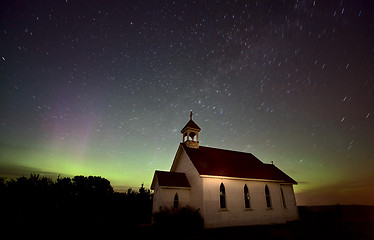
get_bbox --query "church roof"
[181,143,297,184]
[151,170,191,189]
[180,119,201,133]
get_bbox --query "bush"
[153,206,204,232]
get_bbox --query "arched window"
[280,187,286,208]
[220,183,226,209]
[173,193,179,208]
[265,185,272,209]
[244,184,250,209]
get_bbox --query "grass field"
[6,205,374,239]
[149,205,374,240]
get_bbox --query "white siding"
[202,177,298,228]
[152,184,191,212]
[170,146,204,212]
[152,185,161,213]
[280,184,299,221]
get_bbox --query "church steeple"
[181,111,201,149]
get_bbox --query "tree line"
[0,174,153,232]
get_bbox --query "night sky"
[1,1,373,205]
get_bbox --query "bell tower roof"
[181,119,201,133]
[181,111,201,149]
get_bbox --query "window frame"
[244,184,251,209]
[173,192,179,209]
[219,183,227,210]
[280,187,286,209]
[265,185,272,209]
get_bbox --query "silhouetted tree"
[1,173,153,232]
[0,176,6,188]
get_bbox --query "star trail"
[1,0,373,205]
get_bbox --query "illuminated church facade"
[151,113,299,228]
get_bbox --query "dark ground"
[5,205,374,239]
[147,205,374,240]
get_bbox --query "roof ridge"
[198,144,255,156]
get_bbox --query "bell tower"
[181,111,201,149]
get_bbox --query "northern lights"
[1,1,374,205]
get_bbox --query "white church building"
[151,113,299,228]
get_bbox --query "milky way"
[1,1,373,205]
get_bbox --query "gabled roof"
[181,119,201,133]
[181,143,297,184]
[151,170,191,190]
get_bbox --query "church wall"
[202,177,297,228]
[170,146,204,213]
[280,184,299,221]
[152,185,161,213]
[152,186,191,211]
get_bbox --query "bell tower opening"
[181,111,201,149]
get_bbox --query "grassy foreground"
[149,205,374,240]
